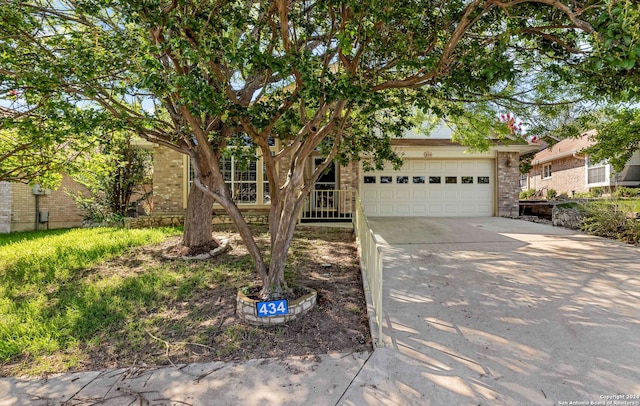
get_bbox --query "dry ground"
[66,225,371,373]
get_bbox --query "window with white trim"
[543,164,552,179]
[587,157,607,184]
[222,156,257,203]
[188,154,269,205]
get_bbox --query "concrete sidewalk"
[2,217,639,405]
[0,353,369,405]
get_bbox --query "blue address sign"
[256,299,289,317]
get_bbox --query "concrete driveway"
[341,217,640,405]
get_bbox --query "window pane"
[263,161,270,204]
[429,176,441,184]
[588,167,606,183]
[234,182,257,203]
[397,176,409,184]
[363,176,376,184]
[413,176,425,184]
[462,176,473,184]
[222,157,232,181]
[478,176,490,184]
[380,176,392,184]
[446,176,457,184]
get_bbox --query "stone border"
[123,213,269,229]
[236,287,317,326]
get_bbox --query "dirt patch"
[164,238,221,257]
[2,225,371,375]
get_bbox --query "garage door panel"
[460,162,476,171]
[361,158,494,217]
[379,204,395,215]
[379,190,394,199]
[363,204,378,214]
[429,190,444,200]
[460,190,475,200]
[428,205,444,215]
[444,190,458,199]
[445,161,459,170]
[412,190,427,199]
[411,161,427,170]
[445,205,459,214]
[362,190,378,200]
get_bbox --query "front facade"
[523,132,640,196]
[152,123,535,220]
[0,174,87,233]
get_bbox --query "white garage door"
[361,159,494,217]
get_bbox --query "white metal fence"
[300,189,356,221]
[354,193,384,346]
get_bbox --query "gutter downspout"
[35,193,40,231]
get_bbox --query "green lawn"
[0,227,183,374]
[0,225,361,376]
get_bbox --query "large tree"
[2,0,637,297]
[0,90,99,187]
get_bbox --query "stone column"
[497,151,520,217]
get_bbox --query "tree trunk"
[266,196,304,296]
[182,182,216,248]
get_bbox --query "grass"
[0,224,363,376]
[0,227,182,373]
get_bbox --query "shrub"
[573,191,593,198]
[581,202,640,245]
[519,189,536,200]
[589,186,616,197]
[613,187,640,198]
[546,188,557,199]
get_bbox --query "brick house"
[152,123,537,221]
[522,131,640,196]
[0,174,87,233]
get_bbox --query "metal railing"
[300,189,356,221]
[354,193,384,346]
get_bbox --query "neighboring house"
[0,174,87,233]
[152,123,538,220]
[522,131,640,196]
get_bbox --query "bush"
[546,188,557,199]
[614,187,640,198]
[519,188,536,200]
[574,191,594,199]
[581,202,640,245]
[589,187,615,197]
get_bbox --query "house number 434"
[256,299,288,317]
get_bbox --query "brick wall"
[0,182,11,233]
[339,161,358,190]
[529,156,587,196]
[9,174,87,232]
[153,146,186,214]
[497,151,521,217]
[338,161,358,215]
